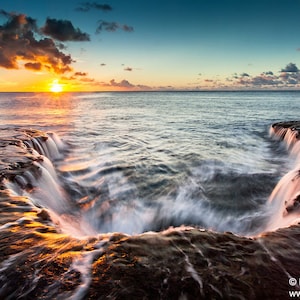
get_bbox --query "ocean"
[1,91,300,299]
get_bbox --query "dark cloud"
[74,71,87,76]
[76,2,112,12]
[263,71,274,76]
[250,75,281,86]
[234,64,300,88]
[0,10,73,74]
[122,24,134,32]
[235,73,282,87]
[24,62,42,71]
[0,10,38,33]
[279,63,300,85]
[96,20,134,33]
[97,21,118,32]
[57,42,67,50]
[281,63,299,73]
[100,63,106,66]
[0,9,10,18]
[240,73,250,77]
[124,67,132,71]
[279,72,300,85]
[41,18,90,42]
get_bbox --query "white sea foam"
[3,93,300,238]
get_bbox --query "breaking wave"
[3,123,300,238]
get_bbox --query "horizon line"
[1,89,300,93]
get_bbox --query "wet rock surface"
[0,125,300,299]
[0,128,47,182]
[272,121,300,130]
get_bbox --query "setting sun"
[50,80,63,93]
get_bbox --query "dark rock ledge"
[0,128,47,183]
[272,121,300,130]
[0,125,300,299]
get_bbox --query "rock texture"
[0,125,300,299]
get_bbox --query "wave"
[1,123,300,238]
[1,123,300,299]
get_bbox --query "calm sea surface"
[0,91,299,235]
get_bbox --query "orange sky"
[1,1,300,92]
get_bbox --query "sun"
[50,80,63,93]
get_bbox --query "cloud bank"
[0,3,135,88]
[0,10,74,74]
[231,63,300,88]
[100,79,151,90]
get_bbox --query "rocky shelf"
[0,124,300,299]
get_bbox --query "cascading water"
[266,122,300,231]
[4,123,300,239]
[2,125,300,299]
[2,92,300,299]
[4,130,157,237]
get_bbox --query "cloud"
[240,73,250,77]
[109,79,134,88]
[96,20,134,33]
[74,71,87,76]
[0,11,73,74]
[24,62,42,71]
[122,24,134,32]
[234,73,282,87]
[101,79,151,90]
[80,77,95,83]
[263,71,274,76]
[281,63,299,73]
[279,63,300,85]
[41,18,90,42]
[233,63,300,88]
[100,63,106,66]
[250,75,282,86]
[279,72,300,85]
[76,2,112,12]
[124,67,133,71]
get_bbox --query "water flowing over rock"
[1,125,300,299]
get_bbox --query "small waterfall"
[5,131,156,237]
[267,122,300,231]
[4,131,85,236]
[23,132,65,161]
[5,123,300,239]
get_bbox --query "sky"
[0,0,300,92]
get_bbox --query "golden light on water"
[50,80,63,93]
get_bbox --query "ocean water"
[1,91,300,299]
[1,91,299,235]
